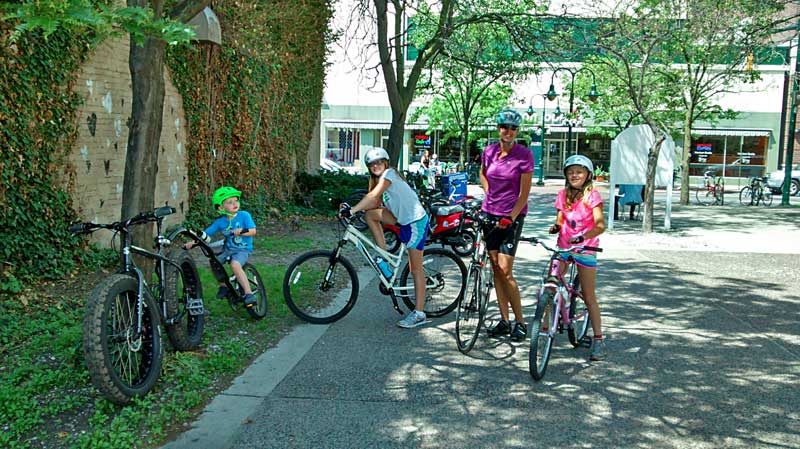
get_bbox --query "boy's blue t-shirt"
[204,210,256,251]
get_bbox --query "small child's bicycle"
[282,215,467,324]
[519,236,602,381]
[172,228,268,319]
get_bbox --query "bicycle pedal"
[187,298,206,316]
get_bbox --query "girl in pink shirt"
[548,155,607,361]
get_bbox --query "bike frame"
[121,218,187,334]
[335,220,416,298]
[539,257,583,337]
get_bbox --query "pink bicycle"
[520,236,602,381]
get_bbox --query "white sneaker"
[397,310,428,328]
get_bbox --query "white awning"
[692,128,771,137]
[323,120,430,130]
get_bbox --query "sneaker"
[397,310,427,328]
[216,286,229,299]
[589,338,608,361]
[510,322,528,342]
[243,293,257,308]
[487,320,511,337]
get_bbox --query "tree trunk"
[680,105,694,205]
[386,108,406,167]
[642,126,666,233]
[460,120,469,168]
[122,36,167,253]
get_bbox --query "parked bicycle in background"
[696,170,724,206]
[739,176,773,207]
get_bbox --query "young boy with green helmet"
[186,186,258,307]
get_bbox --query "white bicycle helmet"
[563,154,594,177]
[365,148,390,165]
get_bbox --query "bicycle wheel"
[738,186,753,206]
[565,267,589,347]
[164,249,205,351]
[455,265,485,353]
[479,262,494,329]
[399,247,466,317]
[283,250,359,324]
[384,229,401,254]
[236,263,268,319]
[83,274,163,405]
[450,229,476,257]
[529,289,555,381]
[695,187,714,206]
[760,187,773,207]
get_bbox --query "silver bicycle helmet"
[563,154,594,177]
[496,108,522,127]
[365,148,390,165]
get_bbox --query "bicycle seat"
[430,204,464,216]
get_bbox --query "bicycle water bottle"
[375,257,393,279]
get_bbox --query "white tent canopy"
[608,124,675,230]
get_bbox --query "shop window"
[689,134,767,178]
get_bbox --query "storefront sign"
[415,134,431,147]
[695,143,712,162]
[737,152,756,164]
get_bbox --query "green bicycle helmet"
[496,108,522,127]
[212,186,242,213]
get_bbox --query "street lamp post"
[546,67,601,158]
[527,94,548,186]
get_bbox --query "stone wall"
[70,36,188,237]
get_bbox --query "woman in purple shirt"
[480,108,534,341]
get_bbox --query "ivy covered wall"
[0,0,333,288]
[0,24,92,288]
[168,0,334,223]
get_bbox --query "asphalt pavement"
[161,182,800,449]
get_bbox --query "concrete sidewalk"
[161,187,800,449]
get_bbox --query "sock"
[594,334,603,340]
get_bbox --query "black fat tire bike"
[70,206,205,404]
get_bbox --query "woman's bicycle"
[696,170,724,206]
[172,229,268,319]
[68,206,205,404]
[519,236,601,381]
[282,215,467,324]
[454,201,498,354]
[739,176,773,206]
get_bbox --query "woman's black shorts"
[482,213,525,257]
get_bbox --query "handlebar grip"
[68,223,87,233]
[583,245,603,252]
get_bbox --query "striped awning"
[692,128,771,137]
[323,120,430,130]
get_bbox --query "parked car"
[766,164,800,196]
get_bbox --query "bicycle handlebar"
[519,235,602,253]
[68,205,176,234]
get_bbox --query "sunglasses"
[499,124,519,131]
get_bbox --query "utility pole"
[782,24,799,206]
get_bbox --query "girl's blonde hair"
[368,160,406,191]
